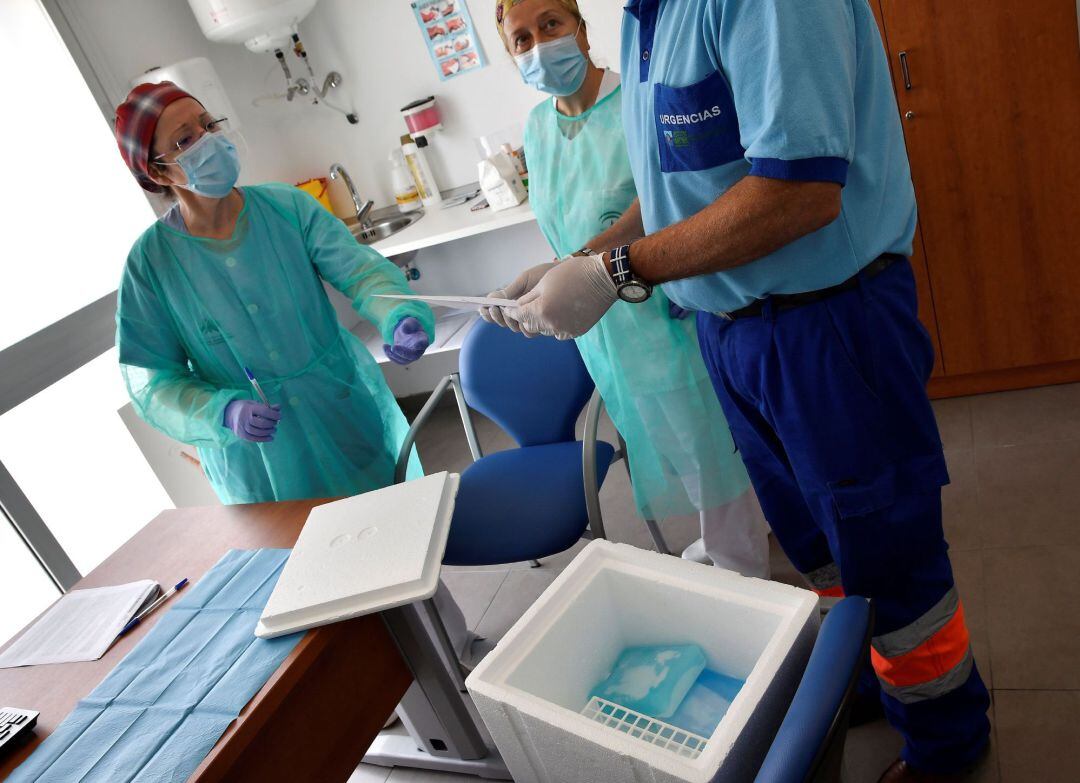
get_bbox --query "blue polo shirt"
[621,0,917,313]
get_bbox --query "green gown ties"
[116,183,433,503]
[524,85,751,519]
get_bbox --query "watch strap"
[610,244,633,285]
[610,244,653,303]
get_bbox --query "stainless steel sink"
[347,210,423,245]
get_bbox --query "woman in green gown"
[113,81,433,505]
[112,81,481,663]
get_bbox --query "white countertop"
[370,197,537,257]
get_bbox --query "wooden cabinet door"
[877,0,1080,376]
[868,1,945,378]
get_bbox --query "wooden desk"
[0,500,413,782]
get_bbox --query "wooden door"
[877,0,1080,376]
[869,1,946,378]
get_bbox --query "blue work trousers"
[695,259,990,772]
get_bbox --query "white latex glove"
[507,253,617,340]
[479,261,557,329]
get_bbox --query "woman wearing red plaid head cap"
[113,82,437,505]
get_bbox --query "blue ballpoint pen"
[244,366,270,405]
[116,578,189,639]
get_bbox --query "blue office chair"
[395,319,618,565]
[755,597,875,783]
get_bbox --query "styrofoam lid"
[256,472,459,638]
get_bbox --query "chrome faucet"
[328,163,374,227]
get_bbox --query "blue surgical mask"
[514,25,588,97]
[176,130,241,198]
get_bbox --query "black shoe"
[877,739,992,781]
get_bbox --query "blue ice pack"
[591,644,707,719]
[9,549,304,783]
[667,668,745,738]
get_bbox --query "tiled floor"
[350,382,1080,783]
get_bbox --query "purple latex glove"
[223,400,281,442]
[669,301,693,320]
[384,316,430,365]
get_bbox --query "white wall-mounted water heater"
[186,0,319,53]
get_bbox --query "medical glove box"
[465,540,819,783]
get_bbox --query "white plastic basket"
[581,696,710,760]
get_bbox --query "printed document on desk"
[0,580,159,668]
[372,294,515,308]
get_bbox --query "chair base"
[363,733,511,780]
[644,516,672,554]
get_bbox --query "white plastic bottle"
[400,133,443,208]
[389,149,422,213]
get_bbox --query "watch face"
[618,282,650,303]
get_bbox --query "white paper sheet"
[372,294,516,308]
[0,580,159,668]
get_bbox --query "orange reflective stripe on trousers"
[870,586,974,703]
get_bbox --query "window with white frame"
[0,0,172,645]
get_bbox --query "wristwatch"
[609,244,652,303]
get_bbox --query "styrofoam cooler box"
[465,541,820,783]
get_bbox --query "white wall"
[284,0,626,295]
[58,0,625,206]
[54,0,297,187]
[56,0,627,300]
[288,0,625,205]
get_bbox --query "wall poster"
[412,0,487,80]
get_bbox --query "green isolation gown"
[116,183,433,504]
[524,83,751,519]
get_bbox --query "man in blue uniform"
[491,1,991,779]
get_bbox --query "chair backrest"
[754,597,874,783]
[458,320,594,447]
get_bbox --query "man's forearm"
[625,177,842,284]
[584,199,645,253]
